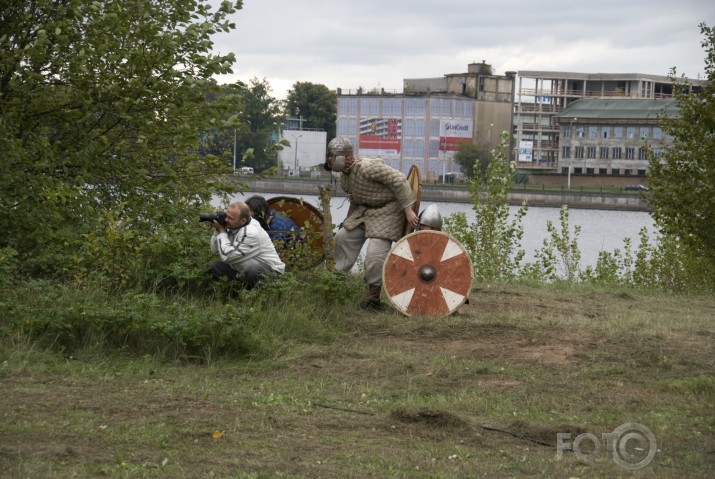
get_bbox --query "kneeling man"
[210,201,285,288]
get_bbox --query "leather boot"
[364,284,384,311]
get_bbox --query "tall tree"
[197,79,244,161]
[285,82,337,140]
[0,0,242,279]
[236,78,286,172]
[453,141,491,179]
[648,22,715,269]
[199,78,286,173]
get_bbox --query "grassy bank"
[1,282,713,478]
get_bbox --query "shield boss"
[382,230,473,317]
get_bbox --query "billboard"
[359,117,401,157]
[439,119,473,151]
[518,140,533,161]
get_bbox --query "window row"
[563,125,664,140]
[337,97,473,117]
[560,167,648,176]
[561,146,661,160]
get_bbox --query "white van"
[239,167,254,175]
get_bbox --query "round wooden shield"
[383,230,473,317]
[266,196,325,267]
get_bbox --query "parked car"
[625,184,648,191]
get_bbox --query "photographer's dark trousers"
[211,260,272,289]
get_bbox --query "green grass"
[1,281,714,478]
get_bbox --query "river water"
[220,192,656,269]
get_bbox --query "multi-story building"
[336,62,515,179]
[336,68,703,184]
[513,71,704,171]
[554,99,677,183]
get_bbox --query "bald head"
[226,201,251,228]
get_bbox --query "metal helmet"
[327,136,353,157]
[325,137,353,173]
[418,204,443,230]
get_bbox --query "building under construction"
[513,71,704,172]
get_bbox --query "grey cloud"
[211,0,713,97]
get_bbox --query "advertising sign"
[439,119,473,151]
[518,140,533,161]
[359,117,402,157]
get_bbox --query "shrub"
[0,247,19,289]
[0,270,362,362]
[520,205,582,283]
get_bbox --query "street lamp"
[233,119,251,175]
[440,118,453,184]
[232,128,237,175]
[440,136,447,184]
[567,117,578,189]
[291,134,303,172]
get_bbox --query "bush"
[74,208,218,293]
[0,270,363,362]
[520,205,582,283]
[0,247,19,289]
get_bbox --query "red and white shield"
[382,230,473,317]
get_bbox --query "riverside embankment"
[238,177,650,212]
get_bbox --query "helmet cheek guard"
[326,137,353,172]
[329,155,347,172]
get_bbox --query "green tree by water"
[453,140,491,179]
[648,22,715,277]
[200,78,287,173]
[233,78,286,173]
[285,82,337,141]
[444,132,527,282]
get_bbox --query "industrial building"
[326,67,705,185]
[335,61,515,179]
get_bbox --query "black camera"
[199,211,227,226]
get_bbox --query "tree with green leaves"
[285,82,337,140]
[199,78,286,173]
[0,0,243,287]
[648,22,715,277]
[453,140,491,179]
[443,132,527,282]
[197,79,243,161]
[234,78,286,173]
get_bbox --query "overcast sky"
[211,0,714,99]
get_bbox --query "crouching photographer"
[202,202,285,289]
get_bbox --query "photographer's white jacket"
[211,218,285,274]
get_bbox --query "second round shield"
[383,230,473,317]
[266,196,325,267]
